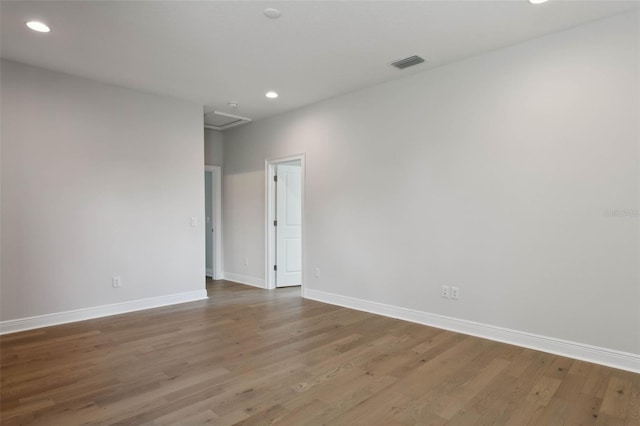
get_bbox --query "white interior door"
[276,162,302,287]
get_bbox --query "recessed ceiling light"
[264,8,281,19]
[529,0,549,4]
[26,21,51,33]
[266,91,278,99]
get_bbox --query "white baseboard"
[223,272,266,289]
[304,288,640,374]
[0,290,208,335]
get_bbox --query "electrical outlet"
[112,276,122,288]
[451,286,459,300]
[314,267,320,278]
[441,285,450,298]
[244,258,249,266]
[190,216,197,227]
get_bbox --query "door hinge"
[274,175,278,182]
[273,220,277,227]
[274,265,277,271]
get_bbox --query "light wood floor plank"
[1,279,638,425]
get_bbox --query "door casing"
[205,165,223,280]
[265,153,306,292]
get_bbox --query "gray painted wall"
[205,129,223,166]
[1,60,205,321]
[223,12,639,354]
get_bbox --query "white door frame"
[205,165,223,280]
[265,153,306,292]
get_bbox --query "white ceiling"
[2,1,638,124]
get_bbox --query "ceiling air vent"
[391,55,425,70]
[204,111,252,131]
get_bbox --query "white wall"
[223,12,639,355]
[205,129,223,166]
[1,60,205,322]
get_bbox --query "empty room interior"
[1,1,639,425]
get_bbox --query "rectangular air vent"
[391,55,425,70]
[204,111,252,131]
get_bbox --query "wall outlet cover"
[441,285,450,298]
[112,276,122,288]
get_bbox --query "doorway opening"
[205,165,223,280]
[266,154,305,291]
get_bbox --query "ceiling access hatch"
[204,111,252,131]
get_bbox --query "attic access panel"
[204,111,252,130]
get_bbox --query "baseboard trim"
[0,290,208,335]
[223,272,266,289]
[304,288,640,373]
